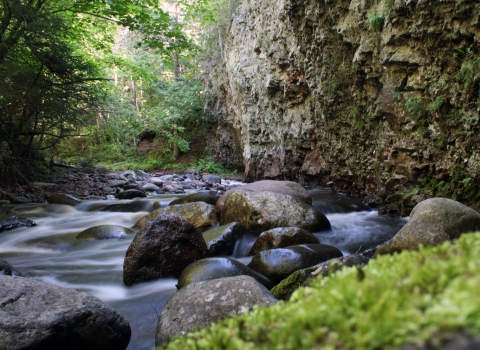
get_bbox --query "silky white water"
[0,188,406,349]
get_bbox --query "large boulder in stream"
[0,275,131,350]
[169,191,220,206]
[376,197,480,256]
[0,214,36,232]
[249,227,320,256]
[220,190,330,233]
[47,193,81,206]
[123,215,210,286]
[177,257,274,289]
[216,180,312,212]
[76,225,134,240]
[133,202,219,230]
[202,222,247,256]
[155,275,278,346]
[248,244,343,284]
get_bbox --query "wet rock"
[202,222,247,256]
[202,174,221,184]
[142,183,160,192]
[0,214,36,232]
[47,193,81,206]
[133,202,219,230]
[76,225,134,240]
[0,259,23,276]
[0,275,131,350]
[177,257,274,289]
[169,191,220,206]
[123,215,210,286]
[376,198,480,256]
[115,189,146,200]
[123,184,142,191]
[100,200,153,213]
[221,190,330,232]
[271,254,370,300]
[216,180,312,212]
[149,177,164,186]
[155,275,277,346]
[108,180,126,188]
[248,244,343,284]
[249,227,320,256]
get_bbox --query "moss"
[270,270,308,300]
[161,232,480,349]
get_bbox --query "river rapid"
[0,187,406,349]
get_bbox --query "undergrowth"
[161,232,480,349]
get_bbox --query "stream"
[0,187,406,350]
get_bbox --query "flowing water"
[0,187,406,349]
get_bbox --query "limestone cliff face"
[203,0,480,215]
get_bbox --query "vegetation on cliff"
[161,232,480,349]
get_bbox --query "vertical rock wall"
[203,0,480,214]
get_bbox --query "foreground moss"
[161,232,480,349]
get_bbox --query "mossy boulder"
[220,190,330,233]
[202,222,247,256]
[169,191,220,206]
[177,257,274,289]
[76,225,134,240]
[133,202,219,230]
[376,197,480,256]
[249,227,320,256]
[248,244,343,284]
[163,232,480,350]
[47,193,81,206]
[271,254,370,300]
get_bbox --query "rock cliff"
[203,0,480,215]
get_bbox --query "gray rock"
[142,183,160,192]
[221,190,330,232]
[0,275,131,350]
[0,214,36,232]
[169,191,220,206]
[76,225,134,240]
[115,189,146,200]
[135,170,150,180]
[108,180,126,188]
[202,222,247,256]
[155,275,277,345]
[124,215,210,286]
[149,177,164,186]
[123,184,141,191]
[0,259,23,276]
[216,180,312,212]
[202,174,221,183]
[177,257,274,289]
[248,244,343,284]
[271,254,370,300]
[100,200,153,213]
[47,193,81,206]
[159,175,174,182]
[376,198,480,256]
[133,202,219,230]
[249,227,320,255]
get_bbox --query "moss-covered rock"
[162,232,480,350]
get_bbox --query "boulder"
[47,193,81,206]
[123,184,141,191]
[0,214,36,232]
[133,202,219,230]
[376,198,480,256]
[108,180,126,188]
[249,227,320,256]
[220,190,330,232]
[202,222,247,256]
[202,174,221,184]
[271,254,370,300]
[0,259,23,276]
[0,275,131,350]
[100,200,153,213]
[177,257,274,289]
[248,244,343,284]
[155,275,277,345]
[115,189,146,200]
[123,215,210,286]
[149,177,164,186]
[169,191,220,206]
[135,170,150,180]
[142,183,160,192]
[76,225,134,240]
[216,180,312,212]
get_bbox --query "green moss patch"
[161,232,480,349]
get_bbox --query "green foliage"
[368,12,385,30]
[193,156,228,174]
[162,232,480,349]
[426,97,445,113]
[405,97,425,118]
[455,48,480,97]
